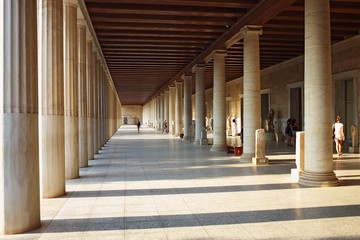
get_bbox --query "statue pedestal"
[265,132,276,141]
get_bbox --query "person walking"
[137,120,141,133]
[333,115,345,156]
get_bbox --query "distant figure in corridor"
[163,120,168,133]
[333,115,345,156]
[137,120,141,133]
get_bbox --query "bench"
[227,145,243,156]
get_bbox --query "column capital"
[212,49,227,58]
[196,63,206,69]
[77,19,87,28]
[184,72,192,78]
[64,0,78,7]
[240,25,263,37]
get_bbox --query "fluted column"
[64,0,79,179]
[39,0,65,198]
[0,0,40,234]
[92,50,98,154]
[299,0,339,187]
[160,92,164,130]
[164,89,169,129]
[240,26,262,162]
[175,81,183,136]
[211,50,227,152]
[156,96,160,129]
[78,18,88,168]
[96,59,102,150]
[194,64,206,145]
[86,34,94,160]
[169,85,176,135]
[183,73,192,141]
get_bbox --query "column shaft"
[194,64,206,145]
[64,0,79,179]
[92,51,98,154]
[0,0,40,234]
[175,81,183,136]
[39,0,65,198]
[211,50,227,151]
[164,90,169,129]
[86,37,94,160]
[240,26,262,162]
[169,86,176,134]
[299,0,339,186]
[183,73,192,141]
[78,19,88,168]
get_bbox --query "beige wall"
[193,34,360,136]
[122,105,143,124]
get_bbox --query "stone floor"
[2,125,360,240]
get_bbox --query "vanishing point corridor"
[2,125,359,240]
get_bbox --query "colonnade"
[1,0,121,234]
[1,0,339,235]
[142,0,338,186]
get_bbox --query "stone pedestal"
[292,131,304,181]
[252,129,268,165]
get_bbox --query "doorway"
[289,87,303,130]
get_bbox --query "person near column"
[333,115,345,156]
[163,120,168,133]
[231,118,237,137]
[137,119,141,133]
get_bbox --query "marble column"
[164,89,170,129]
[78,18,88,168]
[160,92,164,130]
[299,0,339,187]
[194,64,206,145]
[92,50,98,154]
[64,0,79,179]
[240,26,262,162]
[86,34,94,160]
[175,81,183,136]
[183,73,192,141]
[169,85,176,135]
[96,59,102,150]
[211,50,227,152]
[39,0,65,198]
[0,0,40,234]
[156,96,160,129]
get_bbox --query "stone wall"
[193,34,360,136]
[122,105,143,124]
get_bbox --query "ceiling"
[84,0,360,105]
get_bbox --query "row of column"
[1,0,121,234]
[144,0,338,186]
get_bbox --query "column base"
[183,135,190,141]
[210,144,227,152]
[299,171,339,187]
[252,157,268,165]
[239,152,254,163]
[193,139,200,145]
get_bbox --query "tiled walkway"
[3,125,360,240]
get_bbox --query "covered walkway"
[4,126,360,240]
